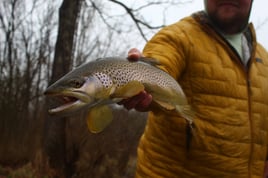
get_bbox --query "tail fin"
[175,104,195,150]
[175,104,195,125]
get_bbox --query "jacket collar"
[192,11,257,68]
[192,11,255,53]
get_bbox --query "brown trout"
[44,57,194,133]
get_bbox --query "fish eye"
[69,78,84,88]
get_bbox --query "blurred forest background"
[1,0,267,178]
[0,0,187,177]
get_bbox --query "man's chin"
[210,12,248,34]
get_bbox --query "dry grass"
[0,149,55,178]
[0,106,147,178]
[0,163,45,178]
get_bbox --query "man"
[120,0,268,177]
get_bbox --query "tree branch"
[108,0,165,41]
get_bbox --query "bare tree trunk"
[50,0,81,83]
[44,0,82,177]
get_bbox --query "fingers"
[121,49,151,111]
[118,91,152,112]
[135,92,152,112]
[127,48,143,62]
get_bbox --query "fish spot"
[94,72,113,88]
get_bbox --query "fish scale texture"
[135,12,268,178]
[79,58,183,92]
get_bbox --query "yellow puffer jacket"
[136,11,268,178]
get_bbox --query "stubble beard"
[208,10,249,34]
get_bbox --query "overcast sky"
[129,0,268,50]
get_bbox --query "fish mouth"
[45,90,89,115]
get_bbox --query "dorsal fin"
[139,57,160,66]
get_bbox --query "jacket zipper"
[229,43,254,178]
[217,32,254,178]
[233,51,254,178]
[197,13,256,177]
[231,52,253,178]
[246,70,253,178]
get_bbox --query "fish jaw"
[44,75,107,115]
[45,89,92,115]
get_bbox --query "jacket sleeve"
[142,22,191,80]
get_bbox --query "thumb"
[127,48,143,62]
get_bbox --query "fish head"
[44,74,103,115]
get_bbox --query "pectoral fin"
[111,81,144,98]
[86,105,113,133]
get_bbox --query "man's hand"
[118,91,152,112]
[127,48,143,62]
[118,48,152,112]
